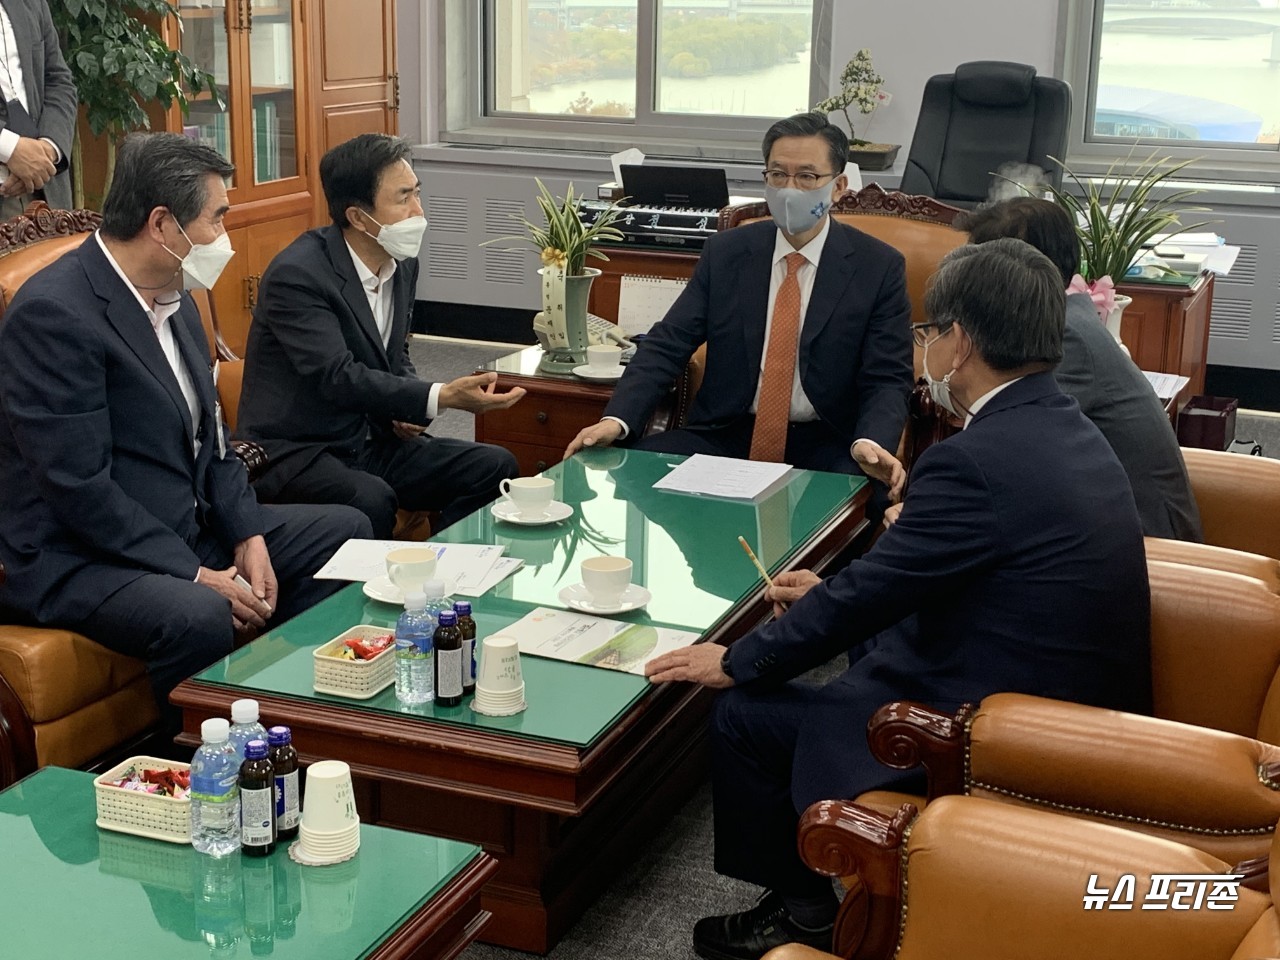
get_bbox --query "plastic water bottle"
[396,590,435,704]
[191,717,242,856]
[422,579,454,629]
[228,698,267,760]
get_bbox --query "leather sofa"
[785,794,1279,960]
[855,555,1280,863]
[1182,447,1280,559]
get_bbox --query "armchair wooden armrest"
[231,439,268,482]
[804,795,1271,960]
[868,694,1280,863]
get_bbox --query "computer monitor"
[620,164,730,210]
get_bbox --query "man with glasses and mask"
[0,132,369,718]
[565,112,912,488]
[235,134,522,538]
[645,240,1150,960]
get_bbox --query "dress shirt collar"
[963,376,1025,428]
[345,240,397,292]
[771,214,830,270]
[95,232,183,330]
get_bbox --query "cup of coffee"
[385,547,437,594]
[500,476,555,519]
[581,556,633,606]
[586,343,623,374]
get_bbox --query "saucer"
[558,583,652,615]
[289,839,360,867]
[473,698,528,717]
[491,499,573,525]
[572,364,625,382]
[362,576,457,605]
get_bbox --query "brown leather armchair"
[668,186,967,466]
[855,557,1280,864]
[787,795,1280,960]
[1182,447,1280,559]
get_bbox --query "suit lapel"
[740,225,776,384]
[800,220,860,351]
[172,303,217,464]
[386,262,415,375]
[324,225,390,368]
[82,239,197,449]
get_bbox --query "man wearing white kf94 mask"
[0,132,370,724]
[236,134,523,538]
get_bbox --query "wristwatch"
[719,647,735,681]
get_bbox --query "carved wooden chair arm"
[231,439,269,482]
[797,800,917,960]
[866,700,971,801]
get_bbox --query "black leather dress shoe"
[692,890,833,960]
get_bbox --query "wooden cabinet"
[1117,273,1215,416]
[154,0,398,343]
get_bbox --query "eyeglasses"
[762,170,839,190]
[911,321,954,347]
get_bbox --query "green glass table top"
[193,449,862,747]
[0,767,481,960]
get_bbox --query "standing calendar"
[617,275,689,337]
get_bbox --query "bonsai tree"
[814,48,889,147]
[50,0,222,207]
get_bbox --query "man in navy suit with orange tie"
[566,112,914,490]
[647,240,1151,960]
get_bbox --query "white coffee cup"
[586,343,623,373]
[581,556,633,606]
[476,635,524,693]
[300,760,359,834]
[500,476,555,519]
[385,547,437,593]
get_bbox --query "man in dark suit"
[236,134,523,538]
[0,133,369,714]
[0,0,77,214]
[957,197,1202,541]
[565,112,913,482]
[647,240,1152,960]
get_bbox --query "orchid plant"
[483,179,624,276]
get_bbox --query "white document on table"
[456,557,524,597]
[505,607,698,675]
[651,454,794,500]
[314,539,505,589]
[1142,371,1191,402]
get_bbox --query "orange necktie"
[749,252,807,462]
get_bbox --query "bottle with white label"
[267,725,300,841]
[433,610,464,707]
[239,739,276,856]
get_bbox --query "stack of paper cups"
[472,635,526,716]
[293,760,360,864]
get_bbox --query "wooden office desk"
[1117,272,1214,416]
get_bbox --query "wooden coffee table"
[172,450,868,952]
[0,766,496,959]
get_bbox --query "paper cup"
[500,476,555,520]
[587,343,622,373]
[300,761,359,834]
[386,547,437,594]
[581,556,633,606]
[476,635,523,693]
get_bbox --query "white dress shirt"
[96,233,203,458]
[345,241,441,419]
[963,377,1025,428]
[0,4,61,175]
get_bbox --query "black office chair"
[900,61,1072,208]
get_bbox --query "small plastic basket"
[94,756,192,845]
[313,624,397,699]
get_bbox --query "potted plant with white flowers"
[814,48,897,171]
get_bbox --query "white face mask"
[921,333,962,418]
[764,184,833,235]
[165,223,234,291]
[362,211,427,261]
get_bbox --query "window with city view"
[1090,0,1280,149]
[489,0,816,121]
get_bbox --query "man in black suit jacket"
[566,112,913,483]
[647,240,1151,960]
[0,133,368,713]
[956,197,1202,541]
[0,0,77,213]
[236,135,523,538]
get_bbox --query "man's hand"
[234,535,278,614]
[392,420,427,440]
[438,372,526,414]
[766,569,821,617]
[565,419,624,459]
[852,439,907,502]
[644,642,733,688]
[5,137,56,193]
[197,564,273,629]
[883,502,904,528]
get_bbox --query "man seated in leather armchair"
[644,240,1152,960]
